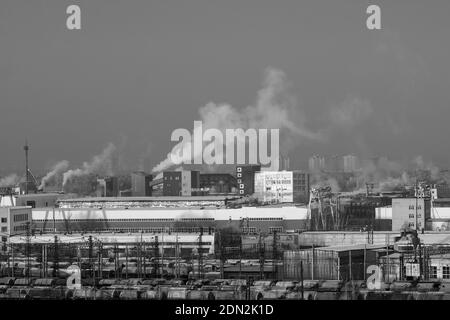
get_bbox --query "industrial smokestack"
[24,140,29,195]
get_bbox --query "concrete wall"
[298,231,399,247]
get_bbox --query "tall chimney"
[24,140,29,195]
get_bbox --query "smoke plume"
[0,174,20,187]
[38,160,69,190]
[62,143,117,186]
[152,67,322,173]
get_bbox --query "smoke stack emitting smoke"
[62,143,117,186]
[38,160,69,190]
[152,67,322,173]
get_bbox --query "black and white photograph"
[1,0,450,313]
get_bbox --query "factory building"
[96,177,119,197]
[31,205,309,235]
[236,165,261,196]
[199,173,237,195]
[293,171,310,204]
[163,170,200,196]
[131,171,153,196]
[254,171,309,204]
[14,193,74,208]
[391,198,430,232]
[0,206,32,237]
[254,171,293,204]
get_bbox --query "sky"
[1,0,450,176]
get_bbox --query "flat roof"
[0,206,32,210]
[16,193,65,198]
[58,196,240,202]
[315,244,388,252]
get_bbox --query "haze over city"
[1,0,450,178]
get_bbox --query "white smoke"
[152,67,322,173]
[0,174,20,187]
[62,143,117,186]
[329,96,373,129]
[38,160,70,190]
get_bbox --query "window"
[1,227,7,232]
[429,266,437,279]
[443,266,450,279]
[269,226,283,233]
[1,218,6,223]
[409,222,415,227]
[409,214,414,219]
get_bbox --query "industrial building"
[236,165,261,196]
[31,205,309,235]
[0,206,32,236]
[292,171,310,204]
[163,170,200,196]
[96,176,119,197]
[131,171,153,196]
[282,244,388,281]
[199,173,237,195]
[254,171,294,203]
[391,198,430,232]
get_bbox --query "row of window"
[1,218,6,223]
[14,214,29,222]
[408,222,422,228]
[38,226,215,234]
[13,225,28,232]
[241,226,284,233]
[408,214,421,219]
[429,266,450,279]
[408,205,422,210]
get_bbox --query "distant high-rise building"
[343,154,359,173]
[131,171,153,196]
[308,155,325,173]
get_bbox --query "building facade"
[199,173,237,195]
[254,171,293,203]
[293,171,310,204]
[163,170,200,196]
[391,198,430,232]
[0,206,32,237]
[131,171,153,196]
[236,165,261,196]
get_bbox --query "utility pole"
[259,233,265,280]
[26,222,31,280]
[154,236,159,278]
[88,235,93,279]
[218,231,224,279]
[272,230,277,280]
[300,261,304,300]
[53,235,59,278]
[198,228,203,279]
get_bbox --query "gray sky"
[1,0,450,175]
